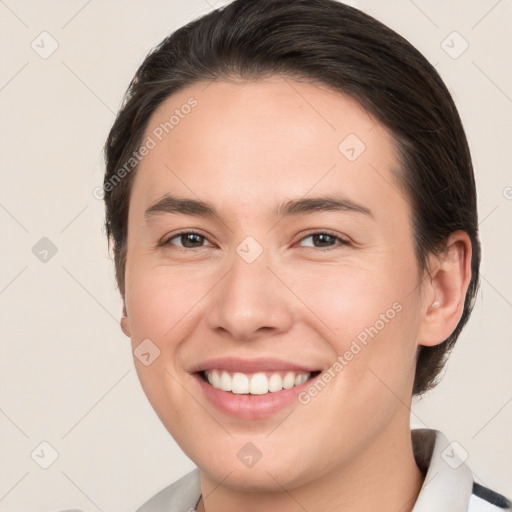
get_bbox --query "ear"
[120,300,132,338]
[417,230,473,347]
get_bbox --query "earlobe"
[418,231,472,347]
[120,302,131,338]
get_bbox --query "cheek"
[291,258,407,333]
[288,267,420,459]
[293,257,420,388]
[124,265,211,437]
[125,262,210,341]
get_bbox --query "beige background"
[0,1,511,511]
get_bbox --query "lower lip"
[192,372,319,420]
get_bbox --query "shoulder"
[468,482,512,511]
[133,467,202,512]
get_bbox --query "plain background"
[0,1,511,511]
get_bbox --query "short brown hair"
[103,0,480,395]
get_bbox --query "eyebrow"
[144,193,374,222]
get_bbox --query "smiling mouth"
[197,369,322,395]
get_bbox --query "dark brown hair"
[103,0,480,395]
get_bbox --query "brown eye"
[165,231,212,249]
[298,232,349,249]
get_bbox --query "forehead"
[130,77,407,223]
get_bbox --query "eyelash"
[161,229,351,251]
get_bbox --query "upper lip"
[189,357,321,374]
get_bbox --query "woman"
[102,1,511,510]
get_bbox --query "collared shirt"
[134,429,511,512]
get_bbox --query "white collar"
[411,428,474,511]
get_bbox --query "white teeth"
[268,373,283,392]
[203,369,312,394]
[231,372,250,394]
[296,373,308,385]
[220,371,232,391]
[211,370,221,388]
[282,372,295,389]
[249,372,268,395]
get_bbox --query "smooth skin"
[120,76,472,512]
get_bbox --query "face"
[121,77,430,491]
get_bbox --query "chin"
[197,450,316,492]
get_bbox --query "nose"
[205,249,294,342]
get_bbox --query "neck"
[197,421,425,512]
